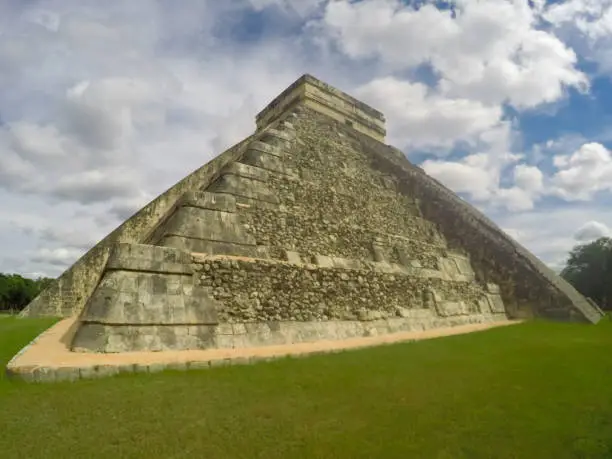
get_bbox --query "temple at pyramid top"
[255,74,386,142]
[16,73,604,366]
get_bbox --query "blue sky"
[1,0,612,277]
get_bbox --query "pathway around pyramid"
[7,317,521,382]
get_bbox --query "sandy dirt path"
[7,318,522,381]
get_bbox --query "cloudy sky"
[1,0,612,278]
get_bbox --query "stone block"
[371,244,386,262]
[313,254,334,268]
[77,273,220,326]
[164,237,269,258]
[438,258,460,276]
[233,195,279,209]
[6,367,37,383]
[241,149,297,177]
[395,248,411,266]
[71,323,108,352]
[209,174,280,204]
[222,162,270,183]
[54,366,81,382]
[331,256,363,270]
[163,206,257,245]
[79,365,115,380]
[245,140,282,158]
[284,250,302,264]
[369,261,397,274]
[258,128,292,146]
[452,257,475,277]
[436,301,469,317]
[486,293,506,314]
[32,367,57,383]
[215,334,237,348]
[179,191,236,212]
[106,243,193,275]
[216,324,234,335]
[229,334,251,348]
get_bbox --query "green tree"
[561,237,612,310]
[0,273,54,312]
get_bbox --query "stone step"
[220,162,270,183]
[245,140,283,158]
[162,206,256,245]
[208,174,280,204]
[258,128,293,147]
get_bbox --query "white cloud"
[306,0,589,215]
[422,151,541,211]
[52,168,145,204]
[8,123,67,160]
[248,0,325,17]
[30,247,86,267]
[417,119,547,211]
[544,0,612,73]
[549,142,612,200]
[0,1,310,275]
[495,206,612,270]
[574,221,611,241]
[354,77,503,149]
[108,194,155,222]
[513,164,544,192]
[423,153,504,201]
[0,0,605,278]
[314,0,587,108]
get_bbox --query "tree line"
[0,236,610,313]
[0,274,53,313]
[560,237,612,311]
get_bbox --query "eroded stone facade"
[71,104,513,353]
[20,74,603,357]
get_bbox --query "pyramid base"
[6,316,521,383]
[71,312,509,353]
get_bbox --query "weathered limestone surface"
[20,134,257,318]
[18,73,602,360]
[351,130,601,322]
[256,74,386,142]
[194,255,500,324]
[70,244,221,352]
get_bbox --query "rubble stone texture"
[20,74,604,355]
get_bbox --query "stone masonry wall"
[234,105,600,323]
[194,256,490,324]
[234,107,451,273]
[308,110,602,323]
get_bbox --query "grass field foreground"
[1,314,612,458]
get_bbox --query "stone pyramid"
[21,74,604,354]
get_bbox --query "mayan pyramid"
[20,74,604,354]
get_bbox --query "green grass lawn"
[2,316,612,459]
